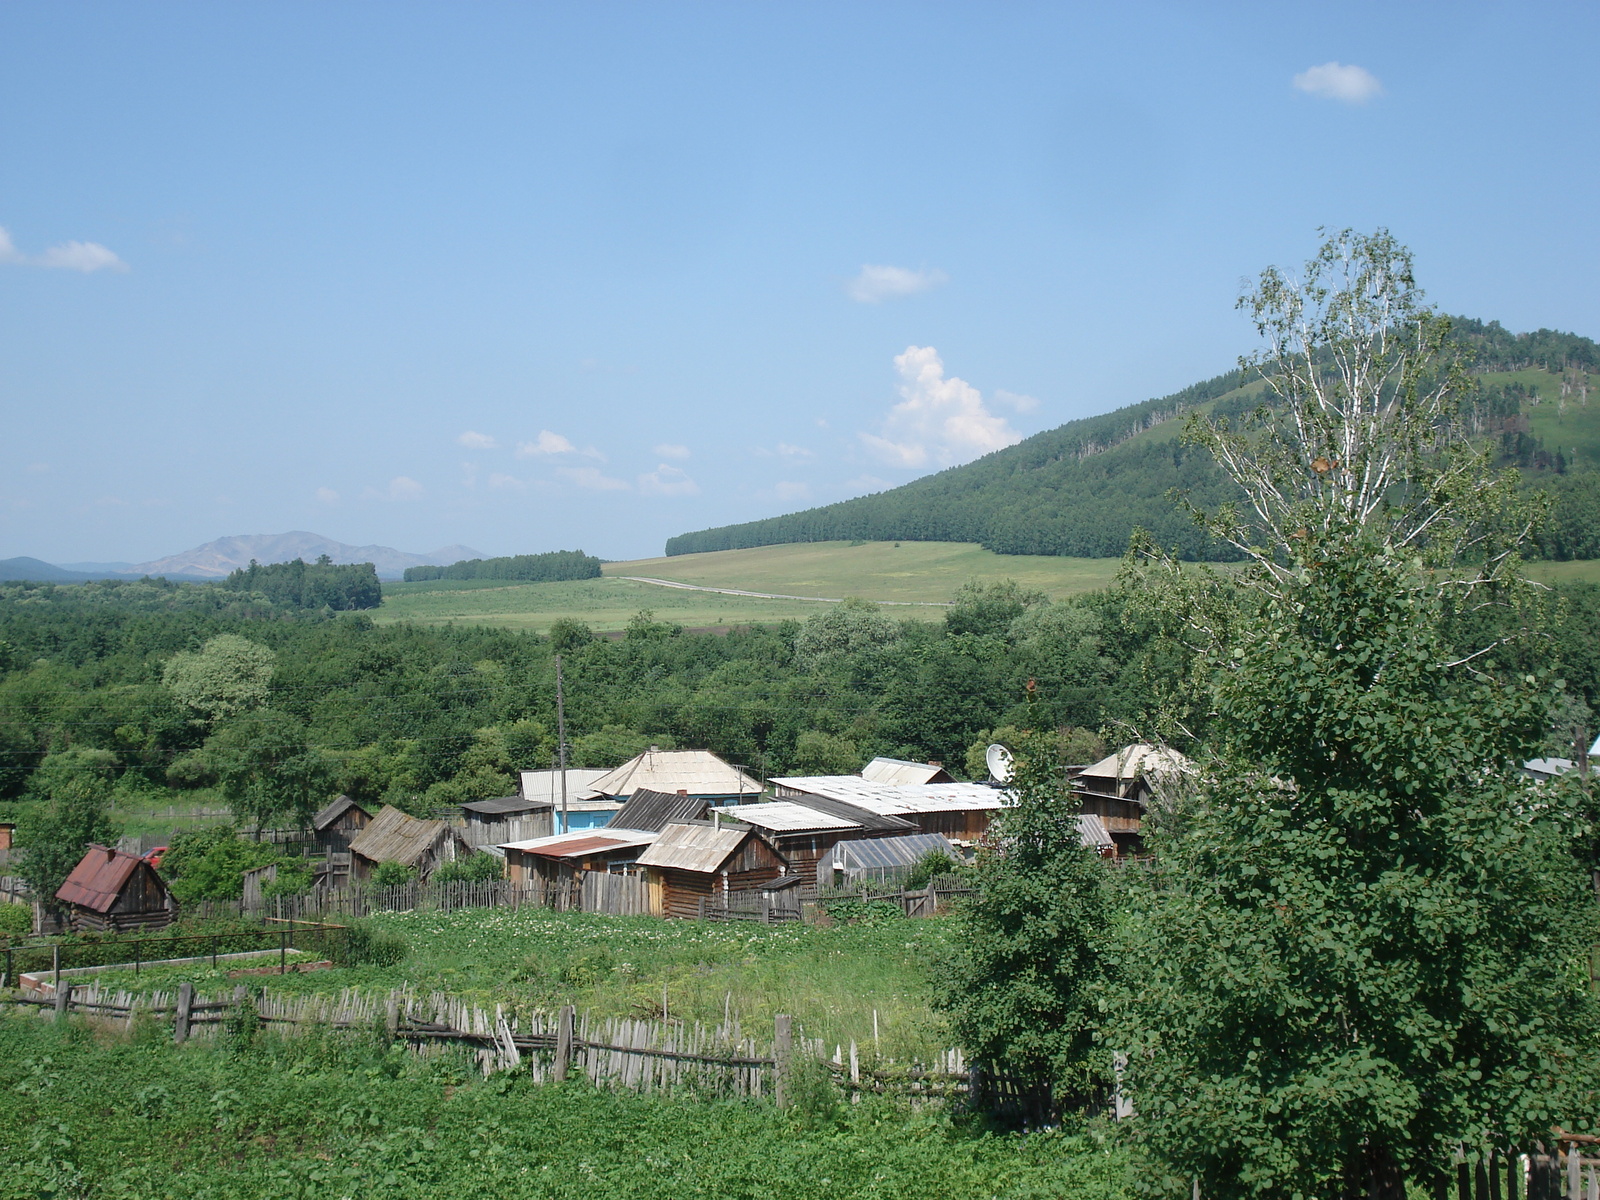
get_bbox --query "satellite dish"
[985,744,1014,784]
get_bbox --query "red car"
[143,846,169,870]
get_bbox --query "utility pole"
[555,654,569,835]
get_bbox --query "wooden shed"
[707,799,883,888]
[500,828,659,902]
[348,805,472,882]
[56,844,178,932]
[1071,744,1189,857]
[459,795,552,847]
[311,795,372,855]
[635,821,788,919]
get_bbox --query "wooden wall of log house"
[767,830,861,887]
[654,868,716,920]
[898,809,993,841]
[69,862,176,932]
[316,807,371,855]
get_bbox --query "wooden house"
[707,798,897,888]
[517,768,619,832]
[311,795,372,855]
[635,821,789,919]
[500,828,660,901]
[348,805,472,882]
[1071,744,1189,857]
[459,795,552,847]
[56,844,178,932]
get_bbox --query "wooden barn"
[458,795,552,847]
[56,844,178,932]
[635,821,789,919]
[311,795,372,855]
[348,805,472,882]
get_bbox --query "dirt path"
[615,576,952,607]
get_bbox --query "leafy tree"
[15,761,120,903]
[930,732,1117,1107]
[791,730,862,776]
[1119,229,1600,1199]
[162,634,276,726]
[159,825,284,902]
[572,725,674,769]
[547,618,594,657]
[964,725,1106,781]
[945,580,1046,638]
[205,711,331,835]
[792,599,901,671]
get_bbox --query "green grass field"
[376,540,1600,634]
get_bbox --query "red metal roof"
[525,835,634,859]
[56,844,157,913]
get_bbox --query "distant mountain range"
[1,531,486,584]
[668,318,1600,561]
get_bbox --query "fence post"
[1571,1146,1581,1200]
[280,929,287,975]
[553,1004,575,1081]
[774,1013,793,1109]
[385,995,399,1040]
[52,943,60,993]
[54,983,70,1021]
[174,982,194,1044]
[211,935,218,969]
[134,936,141,976]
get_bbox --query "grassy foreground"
[0,1016,1129,1200]
[72,908,955,1061]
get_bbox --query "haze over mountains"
[2,532,484,583]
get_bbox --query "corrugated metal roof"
[859,757,953,785]
[348,805,461,868]
[1076,814,1115,850]
[500,828,659,854]
[461,795,549,816]
[766,791,914,833]
[588,749,762,800]
[771,778,1010,816]
[827,833,958,872]
[1078,744,1190,786]
[636,822,761,873]
[606,788,709,832]
[312,795,369,831]
[57,844,164,913]
[710,801,861,833]
[518,768,610,804]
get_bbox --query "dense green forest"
[220,557,382,610]
[668,319,1600,560]
[401,549,602,583]
[2,567,1597,830]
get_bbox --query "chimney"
[928,761,942,768]
[104,846,116,862]
[677,789,687,796]
[713,811,722,831]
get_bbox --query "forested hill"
[667,319,1600,561]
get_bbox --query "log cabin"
[635,821,788,919]
[56,844,178,932]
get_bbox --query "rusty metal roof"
[499,828,659,857]
[57,844,165,913]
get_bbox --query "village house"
[499,827,660,901]
[588,748,763,807]
[1071,744,1190,857]
[517,767,615,832]
[706,798,893,888]
[348,805,472,882]
[311,795,372,856]
[56,844,179,932]
[635,821,789,918]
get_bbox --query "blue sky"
[3,1,1596,564]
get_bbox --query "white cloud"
[859,346,1023,469]
[844,474,893,494]
[1293,62,1383,104]
[773,481,811,502]
[488,472,526,491]
[0,226,128,272]
[517,430,577,457]
[846,263,948,303]
[560,466,629,492]
[777,443,812,459]
[457,430,496,449]
[366,476,424,501]
[653,443,691,459]
[315,487,339,504]
[994,389,1040,413]
[637,464,700,497]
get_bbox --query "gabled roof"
[606,788,709,832]
[770,778,1010,817]
[710,800,863,834]
[57,845,166,913]
[1076,745,1190,788]
[588,749,762,800]
[518,768,609,804]
[312,794,370,831]
[859,757,953,786]
[636,822,777,873]
[461,795,548,816]
[348,805,461,868]
[500,828,659,857]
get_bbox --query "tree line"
[401,549,602,583]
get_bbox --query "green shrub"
[0,903,31,935]
[370,861,416,887]
[432,852,501,884]
[337,920,409,968]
